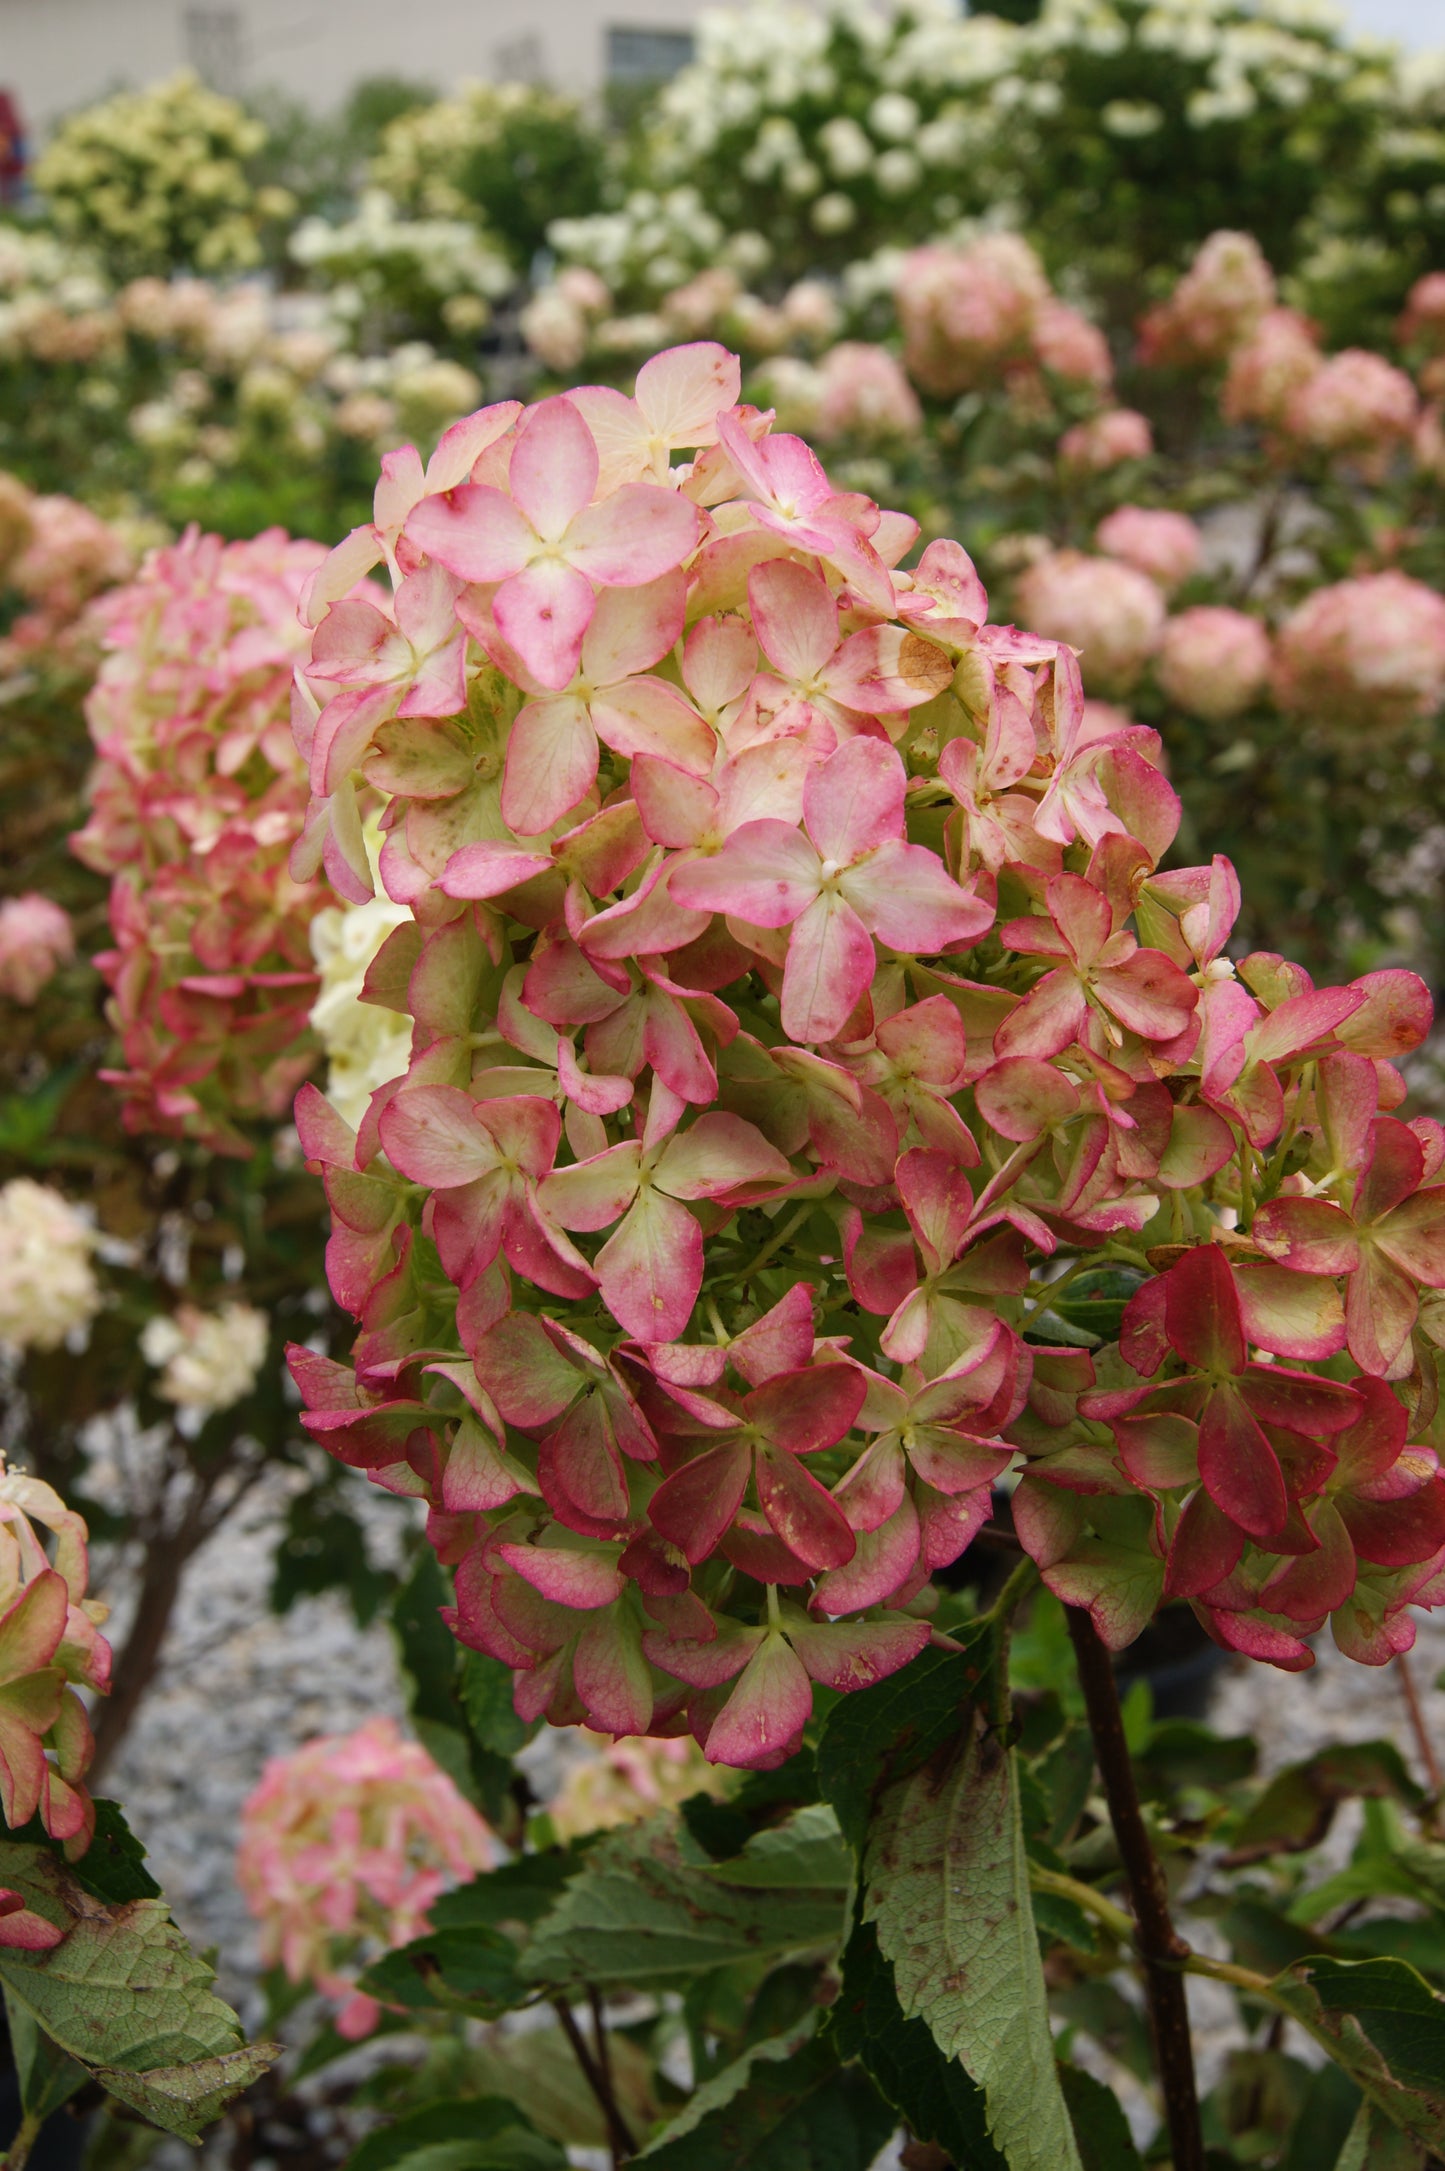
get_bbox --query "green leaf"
[691,1804,853,1891]
[1331,2098,1425,2170]
[681,1750,818,1861]
[458,1652,535,1762]
[1227,1743,1423,1864]
[521,1814,848,1993]
[864,1711,1083,2171]
[1056,2063,1144,2171]
[430,1855,580,1933]
[0,1841,276,2141]
[6,1992,86,2123]
[1270,1956,1445,2151]
[360,1923,528,2018]
[637,2026,894,2170]
[72,1801,162,1905]
[344,2097,565,2171]
[815,1631,996,1854]
[97,2047,278,2139]
[828,1919,1003,2169]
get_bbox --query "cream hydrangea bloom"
[309,880,414,1134]
[141,1302,268,1416]
[0,1181,101,1354]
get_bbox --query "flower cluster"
[1270,573,1445,735]
[0,470,134,674]
[0,896,74,1007]
[237,1717,495,2038]
[289,191,514,349]
[140,1302,269,1422]
[548,1731,727,1840]
[71,528,335,1152]
[0,1181,101,1356]
[288,348,1445,1770]
[0,1463,111,1862]
[32,71,289,279]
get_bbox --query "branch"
[1065,1605,1205,2171]
[552,1995,636,2165]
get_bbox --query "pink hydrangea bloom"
[0,478,133,673]
[1222,308,1321,429]
[1272,572,1445,732]
[813,342,923,445]
[896,235,1049,397]
[1058,408,1153,473]
[0,894,74,1005]
[237,1717,495,2039]
[1015,550,1166,694]
[1095,507,1202,594]
[285,341,1445,1762]
[549,1730,726,1839]
[1138,231,1276,367]
[71,528,336,1152]
[1031,299,1112,388]
[1398,272,1445,356]
[1285,349,1418,470]
[1156,607,1272,721]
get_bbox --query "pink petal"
[670,819,821,926]
[631,759,719,848]
[992,968,1089,1061]
[573,1609,653,1734]
[703,1632,814,1768]
[1164,1245,1247,1373]
[1199,1383,1287,1539]
[563,485,700,587]
[1234,1262,1346,1362]
[502,696,598,833]
[823,624,953,714]
[648,1438,753,1563]
[747,558,839,682]
[844,840,994,953]
[654,1111,792,1200]
[405,483,534,583]
[494,560,595,692]
[508,396,600,540]
[1346,1249,1419,1377]
[540,1141,643,1230]
[635,343,741,445]
[597,1187,703,1340]
[440,840,556,900]
[755,1444,857,1569]
[803,735,905,862]
[591,679,715,772]
[745,1363,867,1453]
[1253,1196,1360,1276]
[379,1085,502,1188]
[581,571,687,680]
[974,1056,1080,1142]
[780,889,876,1044]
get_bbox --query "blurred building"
[0,0,708,134]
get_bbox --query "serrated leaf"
[694,1804,852,1891]
[637,2025,894,2170]
[0,1844,274,2139]
[1228,1744,1423,1864]
[1270,1956,1445,2150]
[345,2097,565,2171]
[431,1855,580,1933]
[459,1651,535,1762]
[359,1923,527,2018]
[1057,2063,1144,2171]
[816,1632,996,1854]
[828,1920,1003,2169]
[521,1814,847,1992]
[74,1802,163,1905]
[6,1993,85,2123]
[97,2046,277,2142]
[865,1710,1083,2171]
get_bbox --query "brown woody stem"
[1395,1648,1443,1799]
[552,1996,635,2165]
[1065,1606,1204,2171]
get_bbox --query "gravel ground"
[94,1468,1445,2159]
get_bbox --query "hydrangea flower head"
[237,1717,495,2037]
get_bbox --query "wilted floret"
[237,1718,495,2037]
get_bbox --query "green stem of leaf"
[1028,1863,1133,1945]
[1,2109,42,2171]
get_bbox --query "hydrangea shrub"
[288,344,1445,1772]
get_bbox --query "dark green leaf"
[691,1804,852,1891]
[815,1630,996,1854]
[1278,2059,1362,2171]
[72,1801,162,1905]
[1227,1744,1423,1864]
[458,1652,535,1762]
[828,1919,1003,2169]
[344,2097,565,2171]
[429,1855,581,1934]
[681,1749,818,1862]
[637,2027,894,2170]
[1031,1889,1098,1956]
[360,1924,527,2018]
[521,1815,847,1992]
[1270,1956,1445,2150]
[1057,2062,1144,2171]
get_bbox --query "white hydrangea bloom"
[309,889,414,1133]
[0,1180,102,1354]
[141,1302,268,1416]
